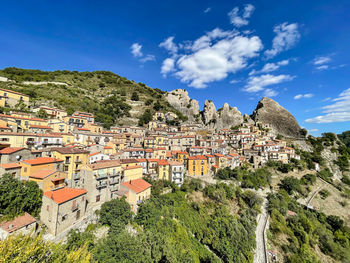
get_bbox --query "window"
[24,167,27,173]
[62,215,67,221]
[46,205,49,211]
[96,195,100,202]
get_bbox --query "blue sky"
[0,0,349,135]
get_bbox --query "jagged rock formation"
[216,103,244,129]
[251,97,302,138]
[243,114,254,125]
[165,89,200,122]
[202,100,218,127]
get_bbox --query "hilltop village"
[0,87,300,239]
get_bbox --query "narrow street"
[253,196,269,263]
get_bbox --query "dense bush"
[0,174,42,219]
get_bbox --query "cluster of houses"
[0,87,299,239]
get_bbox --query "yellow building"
[153,112,165,121]
[29,170,67,192]
[214,153,228,169]
[187,155,208,177]
[154,147,167,159]
[0,114,47,132]
[122,165,143,181]
[21,157,64,180]
[48,120,75,133]
[0,132,37,148]
[156,159,170,180]
[120,178,151,212]
[0,88,30,108]
[51,147,89,180]
[85,123,103,133]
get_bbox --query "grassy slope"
[0,67,182,127]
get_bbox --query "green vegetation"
[0,234,91,262]
[268,189,350,262]
[0,174,42,219]
[0,67,181,128]
[215,167,271,189]
[338,130,350,148]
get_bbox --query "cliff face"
[165,89,200,122]
[216,103,243,129]
[251,97,302,138]
[166,90,244,129]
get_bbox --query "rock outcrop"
[216,103,243,129]
[251,97,302,138]
[165,89,200,122]
[202,100,218,126]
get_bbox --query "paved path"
[253,198,269,263]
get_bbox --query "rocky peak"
[251,97,302,138]
[202,100,217,125]
[165,89,200,122]
[216,103,243,129]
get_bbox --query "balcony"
[75,159,82,164]
[72,203,79,211]
[73,174,80,180]
[96,181,107,189]
[110,185,119,192]
[109,179,119,185]
[95,172,107,180]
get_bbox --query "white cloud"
[294,93,314,99]
[160,58,175,77]
[159,36,178,54]
[316,65,329,70]
[313,56,331,65]
[308,128,319,133]
[140,54,156,63]
[228,4,255,27]
[130,43,143,57]
[244,74,294,93]
[249,59,290,75]
[204,7,211,13]
[264,88,278,97]
[305,88,350,123]
[265,22,300,58]
[174,35,263,88]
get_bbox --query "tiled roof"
[89,160,121,170]
[44,188,87,204]
[0,147,25,154]
[121,178,151,194]
[29,169,56,179]
[0,162,22,169]
[23,157,63,165]
[157,160,169,165]
[52,147,89,154]
[30,125,52,129]
[0,212,36,233]
[122,165,142,170]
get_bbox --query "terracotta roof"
[121,178,151,194]
[214,153,225,157]
[157,160,169,165]
[89,160,121,170]
[168,161,183,166]
[104,146,113,149]
[0,147,25,154]
[0,213,36,233]
[23,157,63,165]
[29,169,56,179]
[77,128,90,131]
[122,165,142,170]
[44,187,87,204]
[136,158,147,162]
[89,152,100,157]
[145,149,154,153]
[52,147,89,154]
[0,162,22,169]
[0,88,29,97]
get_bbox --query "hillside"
[338,131,350,148]
[0,67,185,128]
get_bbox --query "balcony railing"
[75,160,82,164]
[96,181,107,189]
[109,179,119,185]
[72,204,79,211]
[73,174,80,180]
[96,173,107,180]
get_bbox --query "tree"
[37,108,48,119]
[98,198,132,227]
[131,91,139,101]
[138,109,152,126]
[0,174,42,218]
[280,177,301,195]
